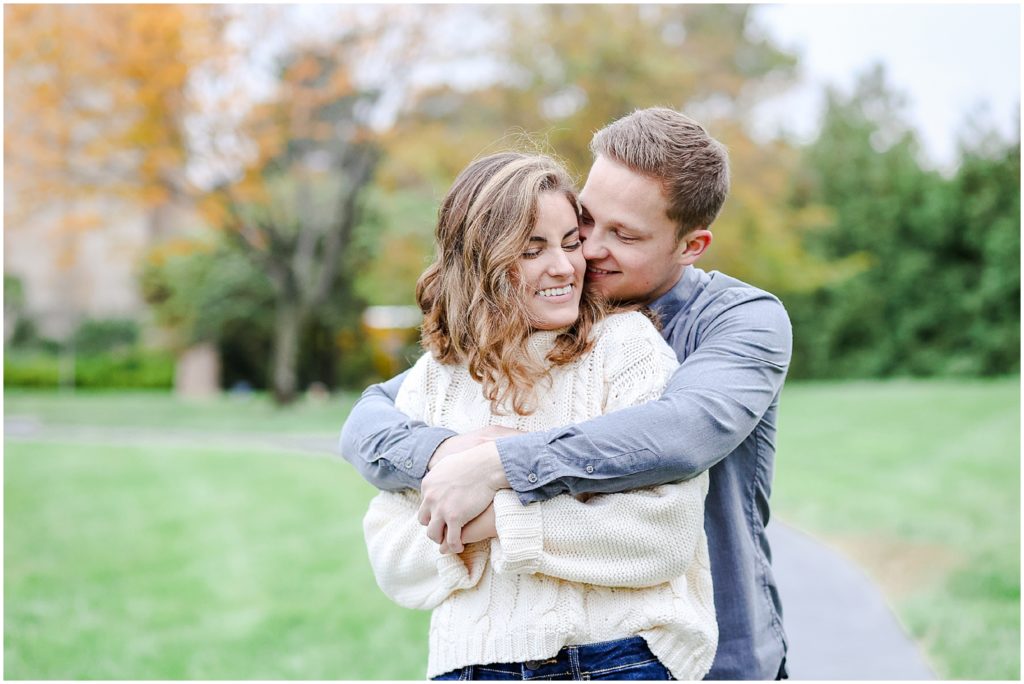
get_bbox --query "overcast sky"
[752,3,1020,171]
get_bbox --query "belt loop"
[568,645,583,680]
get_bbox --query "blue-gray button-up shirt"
[340,266,792,680]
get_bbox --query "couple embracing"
[340,107,792,681]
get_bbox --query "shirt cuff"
[395,426,458,481]
[495,430,555,496]
[490,489,543,576]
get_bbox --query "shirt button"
[405,459,414,468]
[585,464,594,474]
[527,473,538,483]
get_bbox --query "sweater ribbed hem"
[427,628,572,679]
[436,553,469,589]
[640,625,717,681]
[426,626,717,681]
[490,489,544,575]
[436,546,489,592]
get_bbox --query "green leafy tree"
[944,127,1021,374]
[141,232,378,393]
[788,65,1020,378]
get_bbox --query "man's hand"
[427,425,522,471]
[418,440,510,554]
[439,503,496,554]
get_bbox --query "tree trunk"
[271,300,303,405]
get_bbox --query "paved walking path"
[768,521,936,680]
[7,417,937,679]
[4,416,339,458]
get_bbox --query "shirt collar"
[650,266,703,323]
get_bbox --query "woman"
[360,152,716,680]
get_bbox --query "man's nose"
[582,230,607,260]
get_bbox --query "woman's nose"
[548,249,575,276]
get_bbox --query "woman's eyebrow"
[529,227,580,244]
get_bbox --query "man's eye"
[616,232,638,243]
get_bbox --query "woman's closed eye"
[523,240,579,258]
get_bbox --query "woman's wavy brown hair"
[416,152,607,416]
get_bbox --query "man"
[340,107,792,680]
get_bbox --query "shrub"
[74,351,174,389]
[3,352,61,387]
[4,350,174,389]
[74,319,140,355]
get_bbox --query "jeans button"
[524,660,543,669]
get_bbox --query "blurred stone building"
[4,199,194,343]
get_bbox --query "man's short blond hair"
[590,107,730,241]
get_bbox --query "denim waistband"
[472,635,661,680]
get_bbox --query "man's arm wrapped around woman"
[489,312,709,589]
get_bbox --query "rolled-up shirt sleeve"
[338,370,457,491]
[496,295,792,503]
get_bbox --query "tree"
[944,126,1020,374]
[4,5,232,387]
[789,65,1020,378]
[4,4,229,242]
[196,42,382,404]
[375,4,845,301]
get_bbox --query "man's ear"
[676,228,712,266]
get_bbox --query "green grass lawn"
[772,377,1020,680]
[4,439,431,679]
[4,379,1020,679]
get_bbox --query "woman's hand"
[439,503,496,554]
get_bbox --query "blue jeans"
[432,635,674,680]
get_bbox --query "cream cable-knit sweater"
[362,312,717,680]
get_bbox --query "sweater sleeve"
[361,358,489,610]
[363,490,490,610]
[489,477,707,588]
[491,313,706,589]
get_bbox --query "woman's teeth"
[538,285,572,298]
